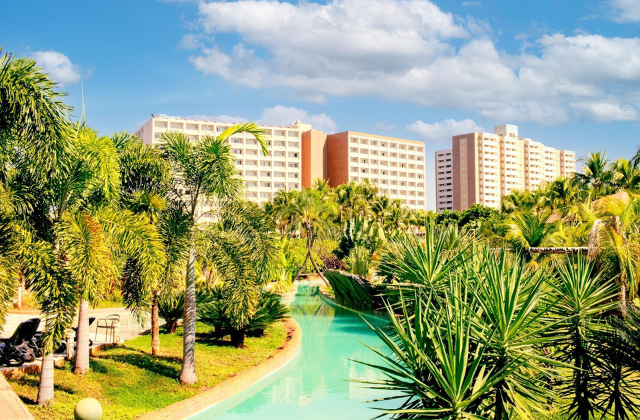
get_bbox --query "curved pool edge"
[135,318,302,420]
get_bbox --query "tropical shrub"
[198,290,288,347]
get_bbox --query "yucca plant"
[590,307,640,420]
[469,248,562,419]
[548,255,620,420]
[378,226,468,291]
[360,283,524,419]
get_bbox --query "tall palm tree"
[201,200,279,346]
[335,181,364,226]
[611,158,640,194]
[505,211,557,252]
[574,152,613,198]
[289,188,337,284]
[0,51,70,167]
[371,195,391,226]
[117,135,172,356]
[266,188,299,237]
[160,123,268,384]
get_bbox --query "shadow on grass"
[194,332,236,347]
[15,375,80,405]
[94,349,182,379]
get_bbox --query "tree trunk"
[309,249,329,286]
[305,227,329,286]
[74,299,90,374]
[293,252,310,282]
[165,318,178,334]
[230,329,245,348]
[179,246,197,384]
[151,294,160,356]
[37,353,55,406]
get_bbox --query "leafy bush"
[157,292,183,333]
[198,290,288,347]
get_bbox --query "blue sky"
[2,0,640,209]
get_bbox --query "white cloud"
[462,1,483,6]
[610,0,640,22]
[375,121,396,131]
[31,50,89,86]
[407,119,484,143]
[570,101,639,122]
[258,106,338,133]
[184,0,640,124]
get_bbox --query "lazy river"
[189,282,393,420]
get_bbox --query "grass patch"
[8,321,288,420]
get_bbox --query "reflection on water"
[190,282,391,420]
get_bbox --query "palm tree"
[289,188,337,284]
[160,123,268,384]
[335,181,364,226]
[266,188,299,237]
[117,135,172,356]
[611,158,640,194]
[505,211,557,251]
[371,195,390,226]
[384,199,408,232]
[199,200,279,346]
[0,51,70,167]
[548,176,578,211]
[574,152,613,198]
[6,122,165,405]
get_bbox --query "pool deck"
[136,317,302,420]
[0,307,152,418]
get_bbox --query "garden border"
[136,317,301,420]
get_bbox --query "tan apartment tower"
[435,149,454,211]
[435,124,576,211]
[135,115,311,219]
[302,130,427,210]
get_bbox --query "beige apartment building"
[435,149,454,211]
[135,115,310,220]
[436,124,576,211]
[302,130,427,209]
[136,116,427,211]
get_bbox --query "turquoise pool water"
[190,283,392,420]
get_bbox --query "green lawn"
[8,321,288,420]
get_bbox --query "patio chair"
[48,316,97,355]
[95,314,120,343]
[0,318,40,366]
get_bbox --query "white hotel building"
[135,115,310,206]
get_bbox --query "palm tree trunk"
[305,228,329,286]
[74,298,90,374]
[37,353,55,406]
[309,249,329,287]
[151,293,160,356]
[293,251,310,282]
[179,245,197,384]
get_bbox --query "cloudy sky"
[3,0,640,209]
